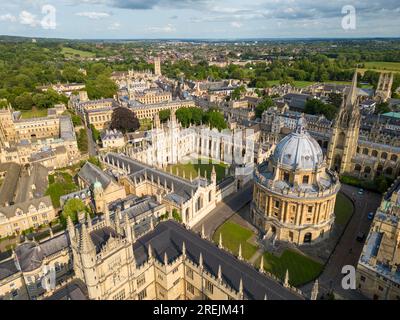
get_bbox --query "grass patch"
[258,250,323,287]
[362,61,400,73]
[45,171,79,208]
[334,193,354,226]
[62,47,96,59]
[20,108,48,119]
[166,158,229,183]
[77,128,88,153]
[212,220,258,260]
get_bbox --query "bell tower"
[326,71,361,174]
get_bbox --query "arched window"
[208,191,212,202]
[354,164,361,172]
[364,167,371,174]
[372,150,378,157]
[362,148,369,155]
[381,152,388,160]
[390,155,398,162]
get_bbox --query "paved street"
[192,182,253,238]
[86,125,98,157]
[301,184,381,300]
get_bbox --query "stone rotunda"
[251,117,341,245]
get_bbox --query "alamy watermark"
[342,5,357,30]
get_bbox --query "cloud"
[147,23,176,33]
[0,14,17,22]
[108,22,121,30]
[230,21,242,28]
[76,11,111,19]
[19,10,39,26]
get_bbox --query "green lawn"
[266,80,315,88]
[258,250,324,287]
[62,47,96,59]
[167,158,229,183]
[20,109,48,119]
[212,220,258,260]
[362,61,400,73]
[45,171,79,208]
[334,192,354,226]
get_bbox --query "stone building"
[0,216,305,300]
[356,178,400,300]
[127,99,196,120]
[251,117,341,245]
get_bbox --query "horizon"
[0,1,399,39]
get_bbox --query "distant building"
[101,129,125,149]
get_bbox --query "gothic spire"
[346,71,358,108]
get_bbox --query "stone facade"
[252,118,340,245]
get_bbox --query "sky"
[0,0,399,39]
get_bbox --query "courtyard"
[210,191,354,287]
[166,158,229,183]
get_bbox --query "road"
[301,184,381,300]
[86,125,98,157]
[192,182,253,238]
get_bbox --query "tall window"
[205,280,214,294]
[302,175,309,184]
[138,289,147,300]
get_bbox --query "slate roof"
[14,232,70,273]
[104,153,209,205]
[90,227,119,254]
[14,163,49,203]
[45,279,88,300]
[0,258,19,281]
[78,162,114,189]
[0,196,53,219]
[0,162,22,206]
[133,220,304,300]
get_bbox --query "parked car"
[356,232,366,242]
[358,188,364,195]
[367,212,375,220]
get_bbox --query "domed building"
[251,117,341,245]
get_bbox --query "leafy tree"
[375,102,391,114]
[159,109,171,123]
[255,97,274,118]
[91,124,101,143]
[14,92,33,110]
[61,198,90,227]
[231,85,246,100]
[77,128,88,153]
[304,99,338,120]
[86,74,117,100]
[203,109,227,131]
[110,107,140,133]
[328,93,343,109]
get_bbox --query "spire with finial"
[311,279,319,300]
[199,252,203,269]
[218,233,223,249]
[284,269,290,287]
[164,252,169,266]
[201,224,206,239]
[182,241,186,258]
[67,216,75,239]
[239,278,244,298]
[238,243,242,260]
[345,71,358,108]
[124,213,133,243]
[80,223,95,253]
[264,294,268,300]
[259,256,264,273]
[218,265,222,283]
[147,243,153,260]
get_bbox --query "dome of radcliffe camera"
[272,118,324,171]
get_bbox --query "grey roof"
[90,227,119,254]
[0,258,19,281]
[133,220,304,300]
[109,196,162,221]
[0,162,22,206]
[104,153,209,205]
[45,279,88,300]
[78,162,114,189]
[59,116,76,141]
[0,196,52,219]
[14,232,70,272]
[14,163,49,203]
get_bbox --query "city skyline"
[0,0,399,39]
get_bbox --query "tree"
[375,102,391,114]
[231,85,246,100]
[255,97,274,118]
[328,93,343,109]
[203,110,227,131]
[61,198,90,227]
[304,99,338,121]
[159,109,171,123]
[14,92,33,110]
[86,74,117,100]
[110,107,140,133]
[91,124,101,143]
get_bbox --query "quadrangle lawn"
[20,109,48,119]
[212,221,258,261]
[334,192,354,226]
[167,158,229,183]
[258,250,324,287]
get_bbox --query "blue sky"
[0,0,399,39]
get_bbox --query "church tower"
[375,72,393,103]
[154,57,161,76]
[326,72,361,174]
